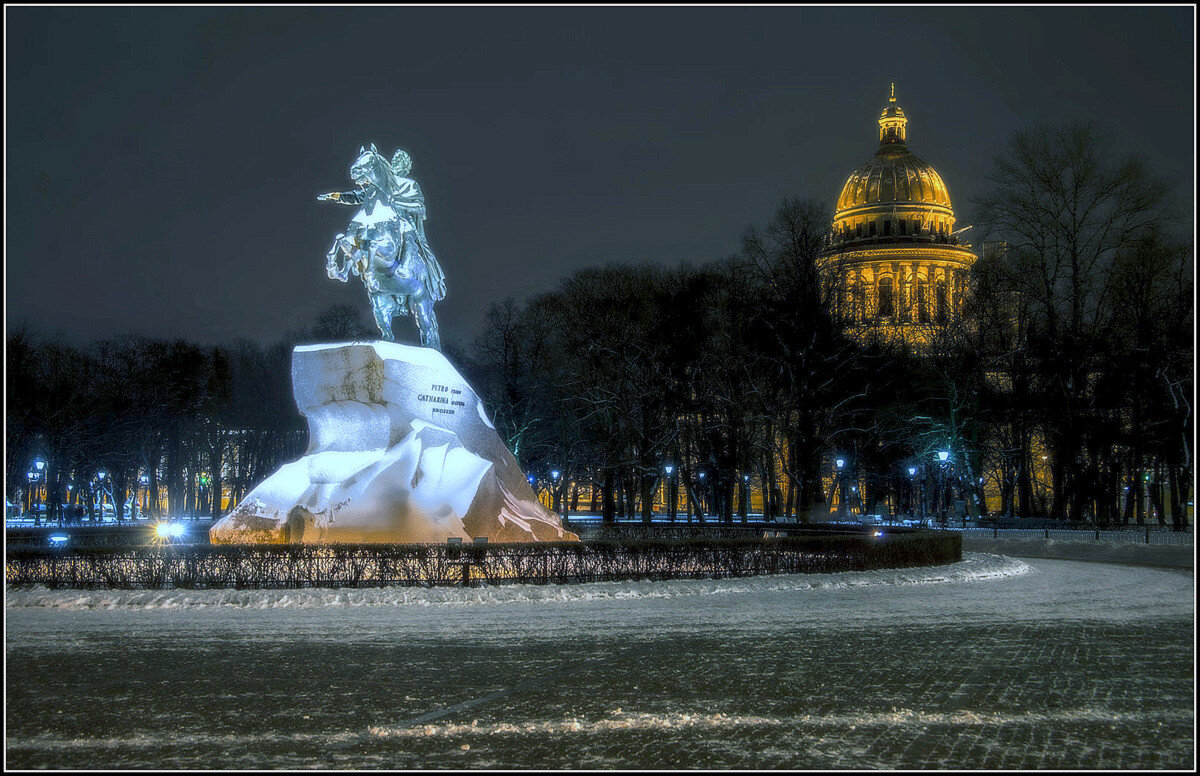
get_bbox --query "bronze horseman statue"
[318,145,447,349]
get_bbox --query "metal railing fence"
[6,532,961,590]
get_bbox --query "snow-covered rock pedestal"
[210,341,576,544]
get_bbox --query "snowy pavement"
[5,553,1194,769]
[961,534,1194,568]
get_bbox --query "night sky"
[6,7,1194,349]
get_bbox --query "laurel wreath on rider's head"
[391,149,412,177]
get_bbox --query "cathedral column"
[904,262,913,322]
[856,267,867,323]
[889,261,901,320]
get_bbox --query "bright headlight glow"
[156,522,187,540]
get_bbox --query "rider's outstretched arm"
[317,190,366,205]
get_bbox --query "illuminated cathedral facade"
[818,86,977,344]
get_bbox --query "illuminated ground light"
[154,522,187,542]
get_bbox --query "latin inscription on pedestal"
[416,383,466,416]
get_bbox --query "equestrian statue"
[318,145,447,349]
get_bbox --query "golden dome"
[836,146,953,211]
[827,86,959,246]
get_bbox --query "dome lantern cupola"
[879,83,907,144]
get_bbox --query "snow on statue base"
[210,341,576,544]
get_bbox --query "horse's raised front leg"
[412,295,441,351]
[326,234,351,281]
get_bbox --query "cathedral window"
[916,278,929,323]
[936,280,948,322]
[878,277,895,319]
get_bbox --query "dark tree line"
[969,123,1193,528]
[7,123,1193,530]
[472,199,933,524]
[471,124,1193,528]
[6,306,376,523]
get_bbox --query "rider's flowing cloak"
[391,177,447,302]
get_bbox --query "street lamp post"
[739,475,750,522]
[907,466,918,519]
[835,457,847,519]
[26,471,37,524]
[33,459,46,524]
[137,475,149,520]
[64,483,75,526]
[936,452,951,525]
[97,471,107,523]
[664,465,676,523]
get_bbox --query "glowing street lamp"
[937,451,950,463]
[35,459,45,471]
[836,458,845,469]
[908,467,917,477]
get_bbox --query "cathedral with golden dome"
[819,86,977,343]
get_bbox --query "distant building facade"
[818,86,978,344]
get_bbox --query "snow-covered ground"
[961,534,1194,568]
[5,553,1194,769]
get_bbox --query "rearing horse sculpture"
[318,145,447,349]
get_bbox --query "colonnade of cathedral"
[833,260,968,326]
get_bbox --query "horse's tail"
[422,249,448,301]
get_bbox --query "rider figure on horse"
[318,146,447,348]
